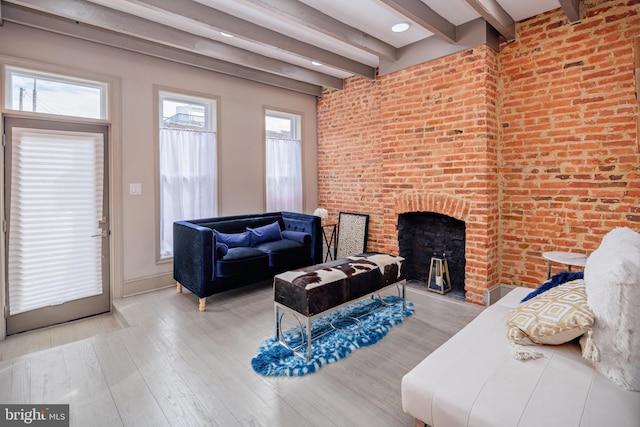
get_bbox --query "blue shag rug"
[251,295,414,377]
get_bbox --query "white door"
[4,117,110,335]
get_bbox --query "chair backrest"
[336,212,369,259]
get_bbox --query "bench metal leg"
[275,305,281,341]
[276,303,313,361]
[306,317,312,360]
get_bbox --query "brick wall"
[317,0,640,303]
[499,0,640,287]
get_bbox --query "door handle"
[91,230,107,238]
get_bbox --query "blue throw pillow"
[521,271,584,302]
[213,229,251,248]
[247,221,282,246]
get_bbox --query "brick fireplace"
[390,192,499,304]
[317,3,640,305]
[398,211,466,299]
[316,43,505,304]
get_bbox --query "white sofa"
[401,286,640,427]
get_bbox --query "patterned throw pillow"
[506,279,594,346]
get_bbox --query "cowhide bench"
[273,252,406,360]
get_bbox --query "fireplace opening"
[398,212,466,300]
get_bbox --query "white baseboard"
[122,272,175,297]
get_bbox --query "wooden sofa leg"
[176,282,182,293]
[199,298,206,312]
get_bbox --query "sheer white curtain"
[266,138,302,212]
[160,128,217,257]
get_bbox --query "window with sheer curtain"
[265,110,302,212]
[159,91,217,258]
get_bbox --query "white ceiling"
[0,0,580,95]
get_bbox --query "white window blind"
[8,128,104,315]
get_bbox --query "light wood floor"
[0,282,483,427]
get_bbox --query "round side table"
[542,251,588,279]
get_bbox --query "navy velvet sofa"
[173,211,322,311]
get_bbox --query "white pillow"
[583,227,640,391]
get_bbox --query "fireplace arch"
[394,192,471,222]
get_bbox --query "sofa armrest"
[173,220,214,298]
[281,230,311,245]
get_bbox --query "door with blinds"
[3,118,110,335]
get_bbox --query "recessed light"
[220,32,234,38]
[392,22,411,33]
[311,61,323,66]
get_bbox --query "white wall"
[0,23,318,299]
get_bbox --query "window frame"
[265,109,301,140]
[154,86,220,262]
[159,91,214,132]
[4,65,109,120]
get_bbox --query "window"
[4,66,108,119]
[265,109,302,212]
[158,90,217,258]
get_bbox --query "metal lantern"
[428,252,451,294]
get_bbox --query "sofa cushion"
[583,226,640,391]
[214,229,251,248]
[254,238,308,267]
[506,279,594,346]
[247,221,282,246]
[215,247,269,277]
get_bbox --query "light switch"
[129,183,142,195]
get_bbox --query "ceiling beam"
[4,0,343,89]
[559,0,583,24]
[129,0,375,79]
[241,0,397,61]
[378,0,457,44]
[1,3,326,96]
[464,0,515,41]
